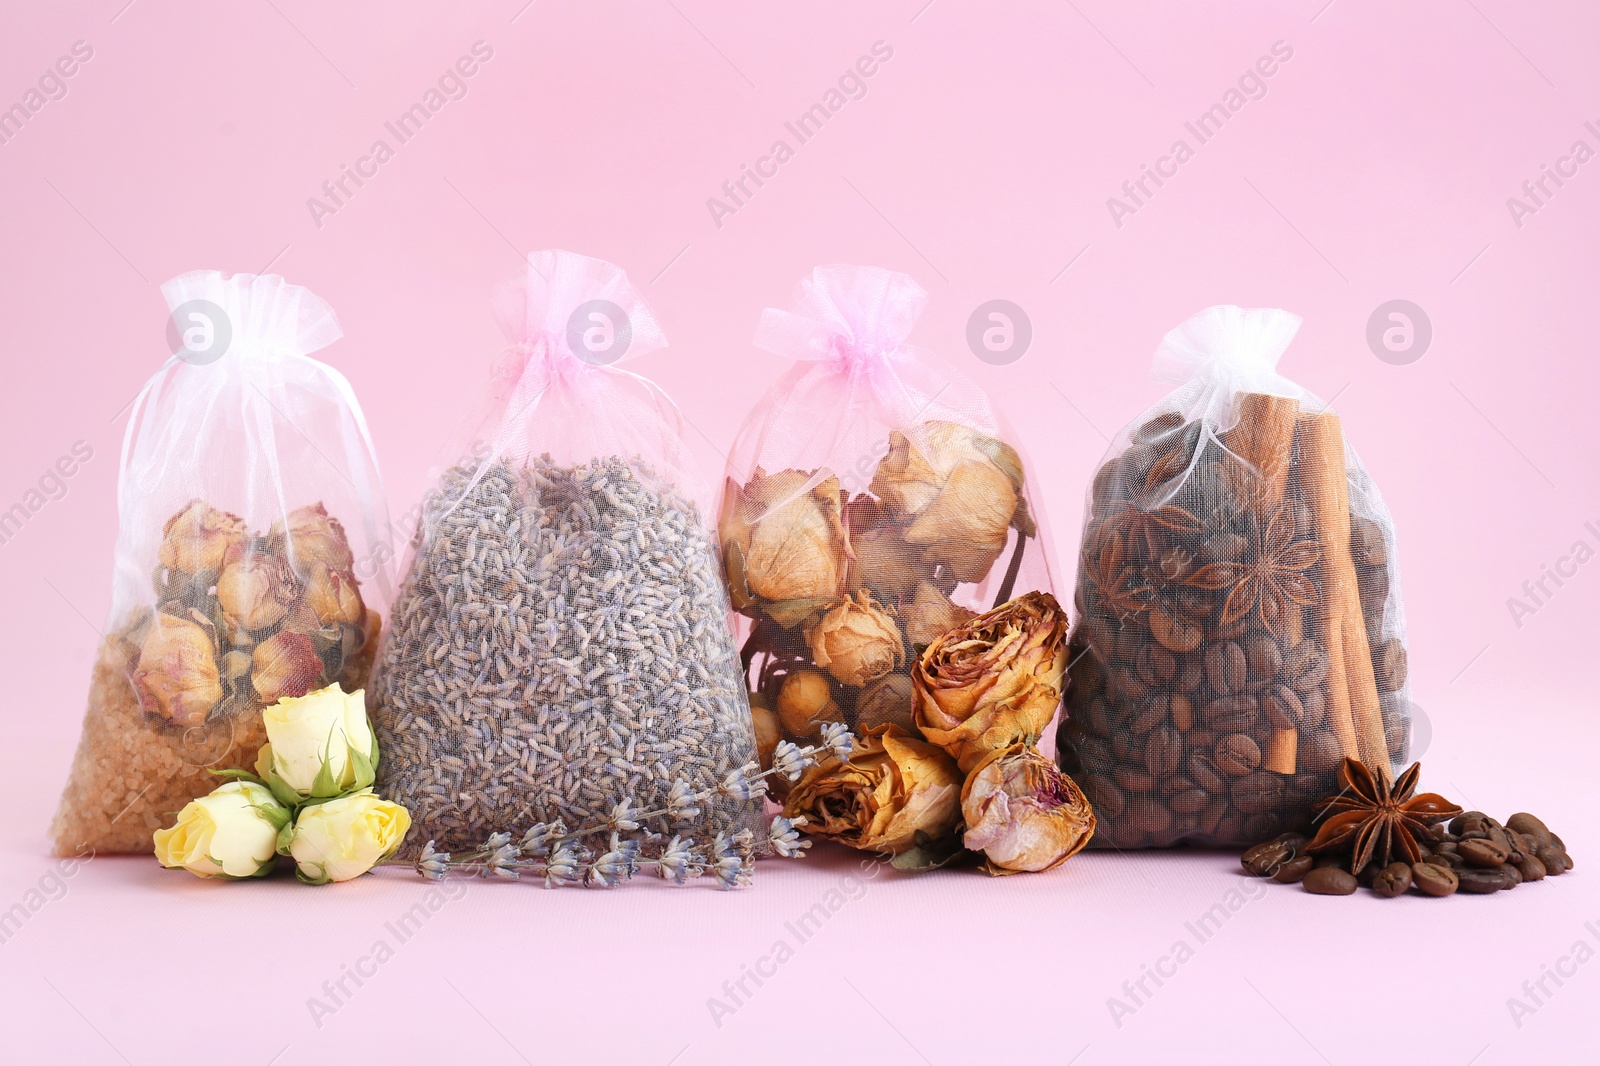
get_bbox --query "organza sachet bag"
[52,272,391,855]
[1056,305,1411,848]
[721,265,1058,766]
[371,250,762,854]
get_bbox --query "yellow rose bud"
[289,790,411,883]
[776,668,843,739]
[251,631,324,705]
[912,591,1068,771]
[961,744,1096,874]
[216,550,296,632]
[721,469,848,607]
[132,612,223,726]
[157,498,246,574]
[153,781,285,879]
[780,727,962,855]
[262,684,375,796]
[804,591,905,688]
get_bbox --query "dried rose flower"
[780,727,962,855]
[216,550,297,632]
[776,668,843,739]
[157,499,245,574]
[720,469,847,608]
[903,581,976,649]
[912,590,1068,771]
[132,613,224,726]
[749,696,781,771]
[961,744,1096,874]
[870,422,1023,582]
[251,630,324,704]
[845,496,924,598]
[304,564,365,627]
[855,673,916,735]
[269,503,355,576]
[805,591,905,688]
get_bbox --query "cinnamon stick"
[1221,393,1301,514]
[1226,393,1303,772]
[1294,412,1387,775]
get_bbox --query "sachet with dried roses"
[720,264,1062,831]
[1056,305,1412,848]
[52,272,392,855]
[368,251,763,857]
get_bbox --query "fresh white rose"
[152,781,286,879]
[260,684,376,797]
[289,790,411,884]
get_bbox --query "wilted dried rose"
[776,668,843,739]
[805,591,905,688]
[961,744,1096,873]
[216,550,298,632]
[269,503,354,576]
[721,469,847,610]
[304,565,365,627]
[843,496,923,598]
[157,499,245,574]
[855,672,916,735]
[903,581,976,649]
[132,613,223,726]
[251,631,324,704]
[780,727,962,855]
[870,421,1023,583]
[912,590,1068,771]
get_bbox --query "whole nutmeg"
[776,669,843,739]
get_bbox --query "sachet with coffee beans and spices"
[1057,305,1411,848]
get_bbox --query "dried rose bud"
[132,613,223,726]
[776,668,843,739]
[720,469,848,608]
[750,696,781,771]
[855,673,917,735]
[870,421,1023,583]
[268,503,354,576]
[157,499,246,575]
[805,591,905,688]
[216,550,297,631]
[304,565,365,627]
[251,631,324,704]
[780,727,962,855]
[912,591,1068,771]
[962,744,1096,873]
[903,581,976,649]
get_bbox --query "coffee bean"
[1199,696,1257,733]
[1214,733,1262,776]
[1086,780,1127,819]
[1198,797,1227,835]
[1149,610,1204,654]
[1145,727,1183,776]
[1169,693,1194,731]
[1126,797,1173,836]
[1157,774,1197,796]
[1373,638,1408,692]
[1450,811,1488,836]
[1205,642,1247,695]
[1300,730,1342,773]
[1517,855,1547,882]
[1537,847,1572,875]
[1304,867,1358,895]
[1169,789,1208,815]
[1457,867,1510,894]
[1136,645,1178,685]
[1130,699,1167,735]
[1503,863,1524,888]
[1244,634,1283,684]
[1175,657,1205,692]
[1314,854,1345,869]
[1370,862,1412,898]
[1261,685,1303,731]
[1551,832,1567,851]
[1506,813,1553,849]
[1282,643,1328,692]
[1083,699,1111,738]
[1112,733,1137,761]
[1187,753,1226,793]
[1459,838,1510,867]
[1273,855,1314,883]
[1412,862,1459,897]
[1231,772,1284,813]
[1113,767,1156,793]
[1242,838,1296,877]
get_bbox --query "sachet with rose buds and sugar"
[51,271,392,855]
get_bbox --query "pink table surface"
[2,1,1596,1063]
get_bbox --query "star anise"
[1305,759,1463,874]
[1104,499,1203,561]
[1184,503,1320,640]
[1083,523,1154,622]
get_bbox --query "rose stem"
[992,529,1028,609]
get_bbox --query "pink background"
[3,1,1596,1062]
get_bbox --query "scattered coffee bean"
[1517,855,1547,882]
[1412,862,1459,897]
[1537,847,1572,875]
[1459,838,1510,867]
[1214,733,1262,776]
[1242,837,1297,877]
[1370,862,1412,898]
[1457,867,1510,894]
[1304,867,1358,895]
[1273,855,1314,884]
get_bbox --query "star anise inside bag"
[1306,759,1463,874]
